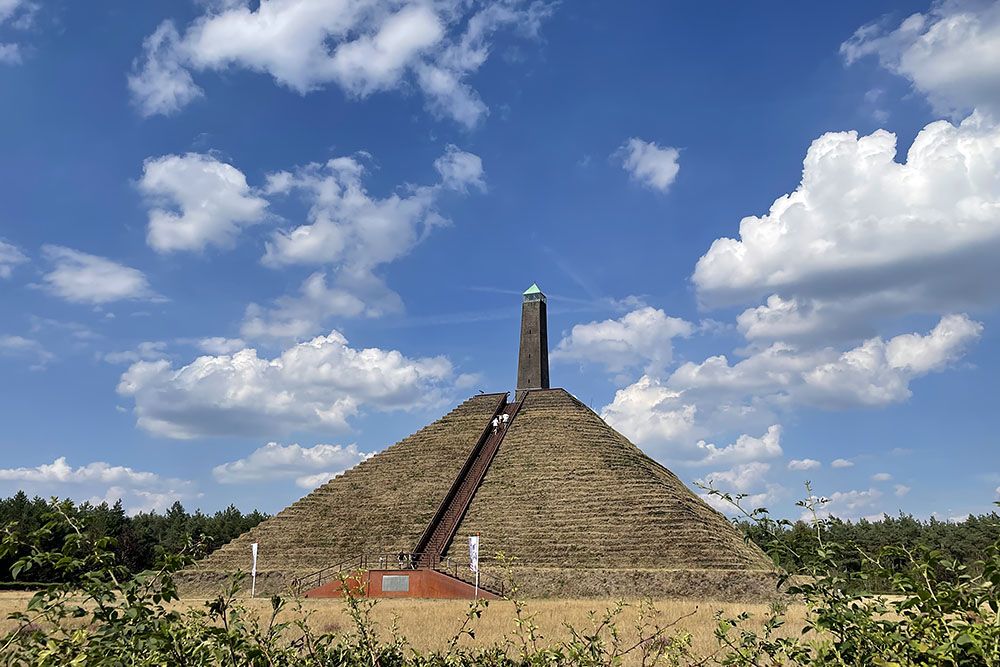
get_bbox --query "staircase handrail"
[433,556,507,597]
[412,392,509,556]
[415,393,527,561]
[294,551,441,594]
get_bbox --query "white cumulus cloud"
[599,375,698,456]
[697,461,771,493]
[262,152,453,269]
[618,138,680,192]
[0,456,196,514]
[243,269,407,341]
[213,441,372,488]
[697,463,784,515]
[694,114,1000,344]
[117,331,455,439]
[127,22,203,117]
[788,458,821,471]
[809,488,883,521]
[0,240,27,277]
[197,337,247,355]
[551,307,694,375]
[245,147,482,340]
[601,316,981,458]
[695,425,783,467]
[434,144,485,192]
[0,0,35,65]
[139,153,268,253]
[842,0,1000,118]
[39,246,159,305]
[831,458,855,469]
[103,341,168,365]
[0,334,52,368]
[128,0,552,127]
[678,316,978,409]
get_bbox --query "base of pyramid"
[175,566,785,602]
[501,567,785,601]
[301,568,501,600]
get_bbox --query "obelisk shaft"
[516,285,549,399]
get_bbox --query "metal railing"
[293,551,433,594]
[293,551,507,597]
[413,394,526,567]
[294,394,525,598]
[412,393,508,563]
[433,555,507,597]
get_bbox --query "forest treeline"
[4,496,1000,664]
[2,489,999,589]
[740,510,1000,590]
[0,491,268,585]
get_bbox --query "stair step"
[411,397,524,562]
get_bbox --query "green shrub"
[1,494,999,665]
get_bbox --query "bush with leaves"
[2,494,1000,665]
[700,482,1000,665]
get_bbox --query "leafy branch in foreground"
[3,494,1000,665]
[699,480,1000,665]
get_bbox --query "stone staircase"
[414,397,523,567]
[441,389,776,571]
[186,393,507,576]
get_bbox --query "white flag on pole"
[468,535,479,573]
[251,542,259,598]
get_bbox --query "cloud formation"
[809,488,884,521]
[0,334,52,368]
[39,246,159,305]
[103,341,168,365]
[117,331,455,439]
[618,138,680,192]
[694,115,1000,344]
[139,153,268,253]
[695,425,783,467]
[244,146,483,340]
[697,462,783,514]
[0,456,196,514]
[128,0,552,127]
[842,0,1000,117]
[698,461,771,493]
[0,0,34,65]
[601,315,981,460]
[196,337,246,355]
[788,458,821,471]
[0,240,27,277]
[213,441,372,488]
[551,307,694,375]
[127,22,203,116]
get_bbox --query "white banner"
[251,542,258,577]
[468,535,479,573]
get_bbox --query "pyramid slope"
[193,393,505,575]
[443,389,773,571]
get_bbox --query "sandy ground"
[0,591,808,660]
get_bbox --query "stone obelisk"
[516,283,549,399]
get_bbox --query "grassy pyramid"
[181,389,777,599]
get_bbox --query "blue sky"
[1,0,999,520]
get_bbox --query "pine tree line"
[4,488,999,591]
[0,491,268,586]
[741,511,1000,590]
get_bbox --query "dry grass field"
[0,591,808,660]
